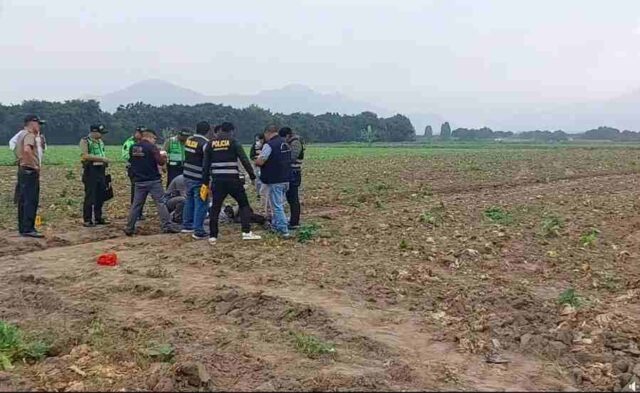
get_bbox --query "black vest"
[129,140,161,182]
[209,135,243,183]
[183,134,208,181]
[260,136,291,184]
[289,135,305,170]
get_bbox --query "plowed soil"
[2,145,640,391]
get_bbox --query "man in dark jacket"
[279,127,304,229]
[181,121,210,239]
[124,129,180,236]
[202,122,261,244]
[255,125,292,237]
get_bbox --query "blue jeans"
[182,178,208,236]
[267,182,289,234]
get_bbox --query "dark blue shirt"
[129,140,163,182]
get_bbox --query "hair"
[279,127,292,137]
[254,133,265,140]
[196,121,211,135]
[220,122,235,133]
[264,125,278,134]
[142,129,157,138]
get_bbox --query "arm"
[151,145,167,166]
[121,139,130,160]
[290,139,302,161]
[9,132,20,150]
[236,141,256,180]
[255,143,271,167]
[22,135,38,169]
[201,142,212,185]
[249,143,257,160]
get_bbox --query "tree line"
[0,100,416,144]
[424,124,640,142]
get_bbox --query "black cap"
[196,121,211,135]
[178,128,193,137]
[135,126,146,132]
[90,124,107,134]
[24,115,46,125]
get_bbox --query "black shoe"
[83,221,95,227]
[95,219,109,225]
[288,224,300,230]
[124,228,134,236]
[21,231,44,239]
[162,225,181,234]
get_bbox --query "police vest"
[260,136,292,184]
[289,135,305,171]
[209,136,243,182]
[167,137,185,166]
[84,136,106,167]
[183,134,208,181]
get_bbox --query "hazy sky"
[2,0,640,125]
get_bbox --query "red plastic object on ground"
[97,253,118,267]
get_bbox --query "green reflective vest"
[87,137,105,157]
[167,137,185,165]
[122,136,135,161]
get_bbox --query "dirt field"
[2,144,640,391]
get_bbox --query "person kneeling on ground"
[202,121,261,244]
[164,174,187,224]
[125,129,181,236]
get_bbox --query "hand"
[40,135,47,150]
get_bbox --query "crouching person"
[164,174,187,224]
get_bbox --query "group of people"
[11,114,304,245]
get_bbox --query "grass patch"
[298,223,320,243]
[293,332,336,358]
[0,321,50,370]
[580,228,600,247]
[484,206,513,225]
[558,288,582,308]
[143,342,175,362]
[541,215,564,238]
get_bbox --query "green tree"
[424,125,433,138]
[440,122,451,140]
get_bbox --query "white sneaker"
[181,229,194,233]
[208,237,217,245]
[242,231,262,241]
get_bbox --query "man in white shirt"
[10,121,46,204]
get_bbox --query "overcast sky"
[2,0,640,125]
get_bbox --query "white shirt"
[9,130,25,151]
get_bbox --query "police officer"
[80,124,110,227]
[124,129,180,236]
[202,122,261,244]
[122,126,145,220]
[279,127,305,229]
[163,128,191,187]
[181,121,210,239]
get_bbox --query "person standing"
[279,127,305,229]
[202,122,261,244]
[122,127,145,219]
[79,124,110,227]
[181,121,210,239]
[163,128,190,187]
[255,125,292,237]
[124,129,180,236]
[10,121,46,205]
[249,133,265,201]
[15,115,46,238]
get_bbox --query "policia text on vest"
[79,124,110,227]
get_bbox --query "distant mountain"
[97,79,208,111]
[93,79,391,117]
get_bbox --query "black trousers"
[286,170,302,227]
[17,167,40,234]
[167,164,183,188]
[209,180,251,238]
[82,165,106,223]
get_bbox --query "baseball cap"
[24,115,46,125]
[178,128,193,137]
[90,124,108,134]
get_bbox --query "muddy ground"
[1,146,640,391]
